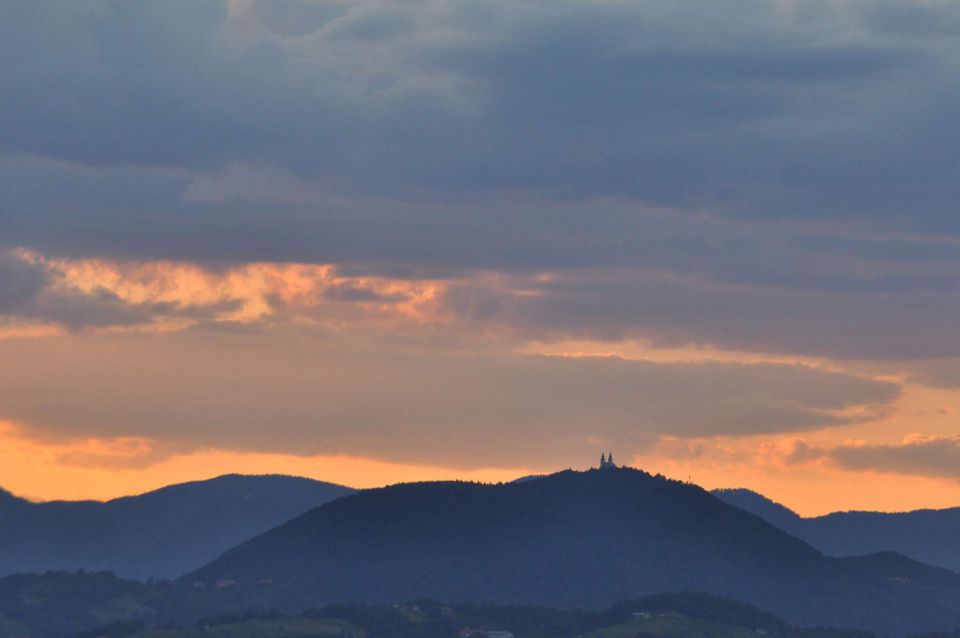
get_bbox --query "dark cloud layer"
[2,1,960,223]
[3,0,954,212]
[0,252,48,313]
[3,0,960,362]
[0,327,898,469]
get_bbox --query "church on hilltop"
[598,452,616,470]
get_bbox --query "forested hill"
[0,474,354,579]
[714,488,960,573]
[190,467,960,635]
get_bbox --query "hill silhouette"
[189,468,960,635]
[714,488,960,573]
[0,474,354,579]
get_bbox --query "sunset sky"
[2,0,960,515]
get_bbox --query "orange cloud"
[0,320,63,340]
[32,253,448,327]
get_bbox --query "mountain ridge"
[713,487,960,573]
[0,474,355,579]
[189,467,960,635]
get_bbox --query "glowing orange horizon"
[2,420,958,517]
[2,250,959,518]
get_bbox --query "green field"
[130,618,364,638]
[578,611,770,638]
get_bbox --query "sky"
[2,0,960,515]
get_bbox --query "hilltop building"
[598,452,616,470]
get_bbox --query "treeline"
[0,570,954,638]
[68,590,897,638]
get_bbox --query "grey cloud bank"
[1,0,957,218]
[440,269,960,359]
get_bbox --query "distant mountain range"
[189,468,960,635]
[713,488,960,573]
[0,474,354,579]
[4,468,960,635]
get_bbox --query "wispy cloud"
[788,435,960,482]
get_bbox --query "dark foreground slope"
[0,474,354,579]
[714,488,960,573]
[190,468,960,635]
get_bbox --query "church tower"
[598,453,616,470]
